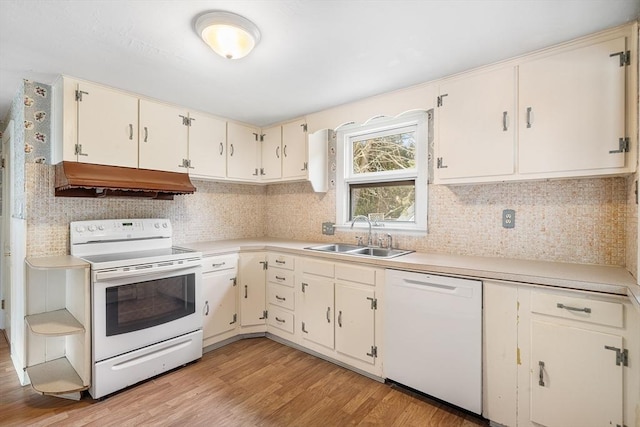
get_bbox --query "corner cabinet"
[24,256,91,398]
[238,252,267,331]
[201,254,238,348]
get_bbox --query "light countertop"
[178,238,640,308]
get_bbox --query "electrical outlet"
[502,209,515,228]
[322,222,335,235]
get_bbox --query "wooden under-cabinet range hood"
[54,162,196,200]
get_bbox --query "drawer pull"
[275,260,286,265]
[338,310,342,328]
[275,276,286,281]
[538,361,545,386]
[275,295,286,302]
[211,262,226,268]
[556,303,591,314]
[275,317,285,324]
[326,307,331,323]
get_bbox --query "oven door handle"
[95,261,200,281]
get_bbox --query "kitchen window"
[336,112,428,233]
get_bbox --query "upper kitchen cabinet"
[53,78,138,168]
[187,112,227,180]
[281,119,308,180]
[260,125,282,181]
[227,121,260,182]
[518,36,630,176]
[435,66,516,181]
[138,99,189,173]
[434,24,637,184]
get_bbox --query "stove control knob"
[76,226,85,233]
[154,223,160,229]
[98,225,105,231]
[162,222,168,228]
[88,225,97,232]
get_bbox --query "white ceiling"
[1,0,638,128]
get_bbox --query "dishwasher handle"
[399,278,475,298]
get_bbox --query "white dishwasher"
[384,269,483,415]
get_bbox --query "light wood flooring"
[1,333,487,426]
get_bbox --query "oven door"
[93,262,202,362]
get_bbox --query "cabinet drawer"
[531,291,623,328]
[335,263,375,285]
[302,258,334,278]
[201,254,238,273]
[268,306,294,334]
[267,283,295,311]
[267,253,295,270]
[267,269,294,287]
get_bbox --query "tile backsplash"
[26,163,629,268]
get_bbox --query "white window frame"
[336,112,428,233]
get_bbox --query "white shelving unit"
[24,256,91,398]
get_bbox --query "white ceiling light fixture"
[195,11,261,60]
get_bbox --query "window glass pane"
[350,181,415,222]
[352,130,415,174]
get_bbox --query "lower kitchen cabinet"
[238,252,267,330]
[335,282,375,365]
[484,281,639,427]
[300,274,335,349]
[201,254,238,347]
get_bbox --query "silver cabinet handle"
[204,301,209,316]
[219,142,224,156]
[230,144,234,156]
[526,107,533,128]
[276,146,280,158]
[283,145,287,157]
[326,307,331,323]
[275,317,285,323]
[557,303,591,313]
[538,361,545,386]
[502,111,508,131]
[275,295,286,301]
[143,126,148,142]
[128,124,133,140]
[244,285,248,299]
[338,310,342,328]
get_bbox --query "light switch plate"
[322,222,335,235]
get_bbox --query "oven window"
[105,273,196,336]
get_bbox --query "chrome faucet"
[351,215,372,246]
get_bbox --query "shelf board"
[25,309,84,336]
[26,255,89,270]
[26,357,89,395]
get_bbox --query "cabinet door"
[335,283,375,364]
[202,270,237,340]
[76,82,138,168]
[138,99,189,173]
[531,320,623,427]
[300,275,334,349]
[238,253,266,327]
[227,122,260,181]
[188,112,227,179]
[260,125,282,180]
[282,119,308,179]
[436,67,516,181]
[519,37,627,175]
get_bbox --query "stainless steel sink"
[305,244,413,259]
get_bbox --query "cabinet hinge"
[253,132,259,141]
[367,297,377,310]
[260,168,265,176]
[260,134,265,142]
[610,50,631,67]
[604,345,629,366]
[301,321,308,333]
[301,123,308,132]
[230,313,237,325]
[366,345,378,358]
[437,94,448,107]
[1,158,5,169]
[232,277,237,286]
[436,157,448,169]
[179,115,191,126]
[609,137,630,154]
[303,161,308,171]
[260,310,268,320]
[1,299,4,310]
[75,90,88,102]
[259,260,268,270]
